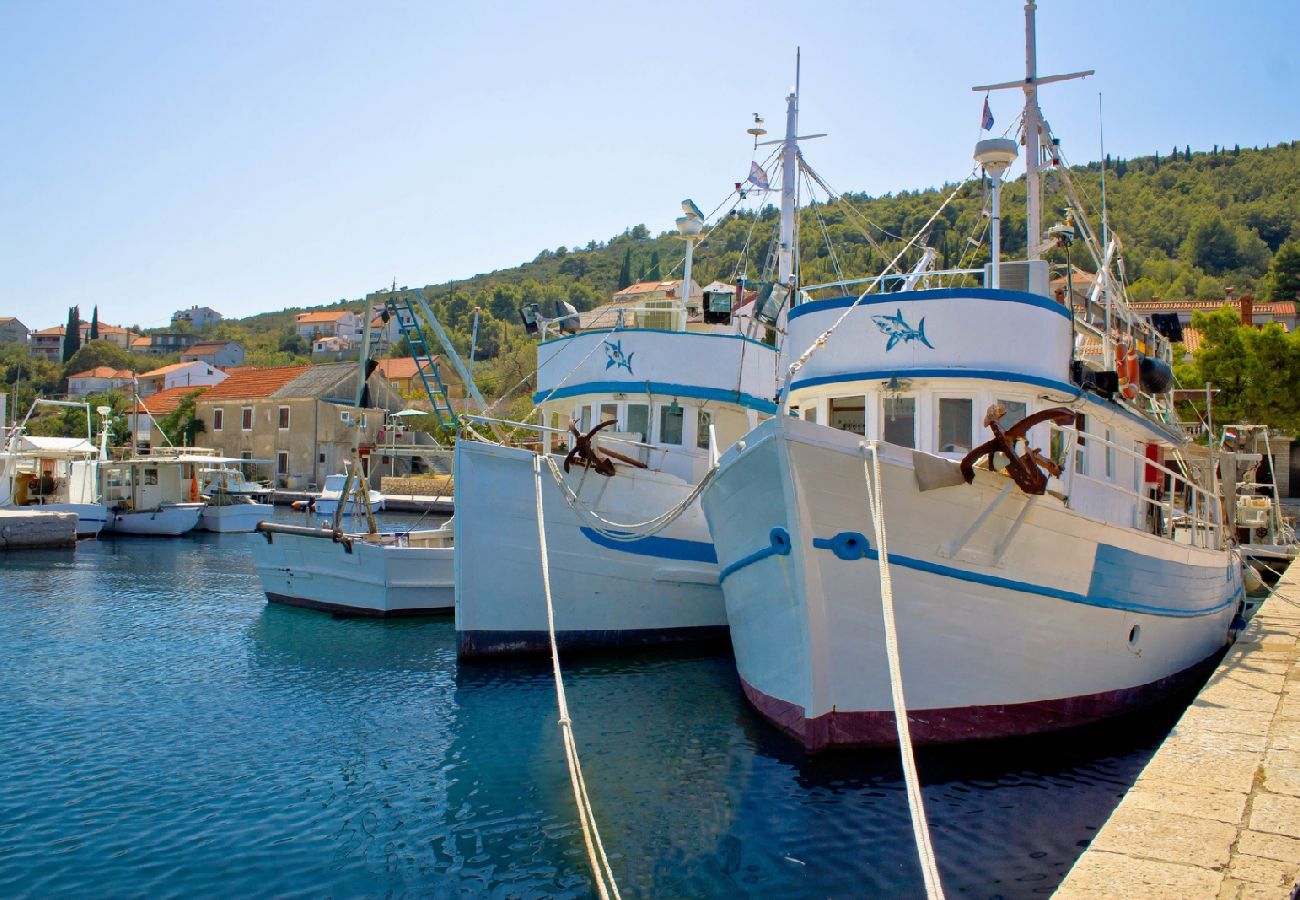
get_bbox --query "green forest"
[6,140,1300,431]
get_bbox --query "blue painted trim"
[787,367,1183,444]
[789,287,1072,322]
[811,531,871,560]
[535,381,779,415]
[579,527,718,564]
[802,532,1236,619]
[719,526,791,583]
[540,326,777,352]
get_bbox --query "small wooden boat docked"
[251,520,453,616]
[195,462,275,533]
[100,452,206,536]
[309,473,386,517]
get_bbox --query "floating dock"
[1056,565,1300,898]
[0,508,78,550]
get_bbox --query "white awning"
[15,436,98,456]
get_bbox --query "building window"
[240,451,253,477]
[882,397,916,448]
[659,403,684,445]
[829,396,865,435]
[241,407,253,431]
[599,403,618,427]
[276,451,289,476]
[626,404,649,442]
[213,408,224,431]
[696,409,713,450]
[278,406,290,430]
[804,404,818,425]
[937,398,974,453]
[1105,428,1115,479]
[1074,415,1088,475]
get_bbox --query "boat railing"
[542,302,688,340]
[1057,426,1224,549]
[463,414,696,473]
[802,267,985,297]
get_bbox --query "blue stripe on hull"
[723,529,1240,618]
[578,527,718,564]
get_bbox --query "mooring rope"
[532,454,621,899]
[861,442,946,899]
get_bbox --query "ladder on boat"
[382,296,458,428]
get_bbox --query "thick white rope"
[532,454,621,899]
[544,454,716,541]
[861,442,945,899]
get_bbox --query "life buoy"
[1116,338,1139,400]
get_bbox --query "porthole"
[1128,624,1141,647]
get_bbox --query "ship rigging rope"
[861,442,946,899]
[544,454,717,541]
[532,454,622,900]
[786,175,974,384]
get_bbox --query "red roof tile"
[68,366,134,380]
[375,357,428,380]
[296,310,356,324]
[195,365,311,401]
[132,385,209,417]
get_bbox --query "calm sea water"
[0,511,1197,898]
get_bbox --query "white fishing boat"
[0,400,112,538]
[250,520,454,616]
[310,472,386,517]
[196,461,275,533]
[700,5,1244,750]
[454,206,780,657]
[100,452,206,536]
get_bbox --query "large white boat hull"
[106,502,205,536]
[198,502,274,533]
[454,440,727,657]
[702,416,1243,750]
[251,526,454,616]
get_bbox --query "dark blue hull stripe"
[535,381,777,415]
[788,287,1073,322]
[458,624,730,658]
[722,530,1239,619]
[578,527,718,564]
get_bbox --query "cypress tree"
[648,250,661,281]
[90,306,100,341]
[62,306,82,362]
[617,248,632,289]
[1185,144,1191,161]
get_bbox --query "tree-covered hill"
[201,141,1299,406]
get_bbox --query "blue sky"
[1,1,1296,328]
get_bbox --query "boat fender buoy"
[1115,338,1139,401]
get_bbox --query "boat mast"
[972,2,1093,262]
[777,50,800,289]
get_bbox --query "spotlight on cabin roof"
[974,137,1018,173]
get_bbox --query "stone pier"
[1056,565,1300,898]
[0,508,78,550]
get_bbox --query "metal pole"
[1023,1,1041,259]
[468,307,480,389]
[989,171,1003,289]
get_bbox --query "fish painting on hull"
[604,339,635,373]
[872,308,934,352]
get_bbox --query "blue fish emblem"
[603,339,634,373]
[872,308,934,351]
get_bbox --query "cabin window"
[599,403,618,427]
[937,398,974,453]
[829,397,865,435]
[1074,415,1088,475]
[213,408,224,432]
[882,397,916,448]
[241,407,253,431]
[276,451,289,476]
[626,404,649,442]
[1104,428,1115,479]
[659,403,684,445]
[144,468,159,486]
[804,404,818,425]
[278,406,290,429]
[697,409,713,450]
[578,406,591,433]
[996,399,1028,430]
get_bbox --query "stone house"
[193,362,403,490]
[67,366,136,397]
[295,310,363,343]
[0,317,29,345]
[171,306,224,329]
[29,323,142,361]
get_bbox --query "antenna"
[795,46,801,98]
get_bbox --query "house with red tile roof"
[192,362,403,490]
[180,340,245,368]
[137,360,227,397]
[294,309,362,342]
[67,366,136,397]
[375,356,464,399]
